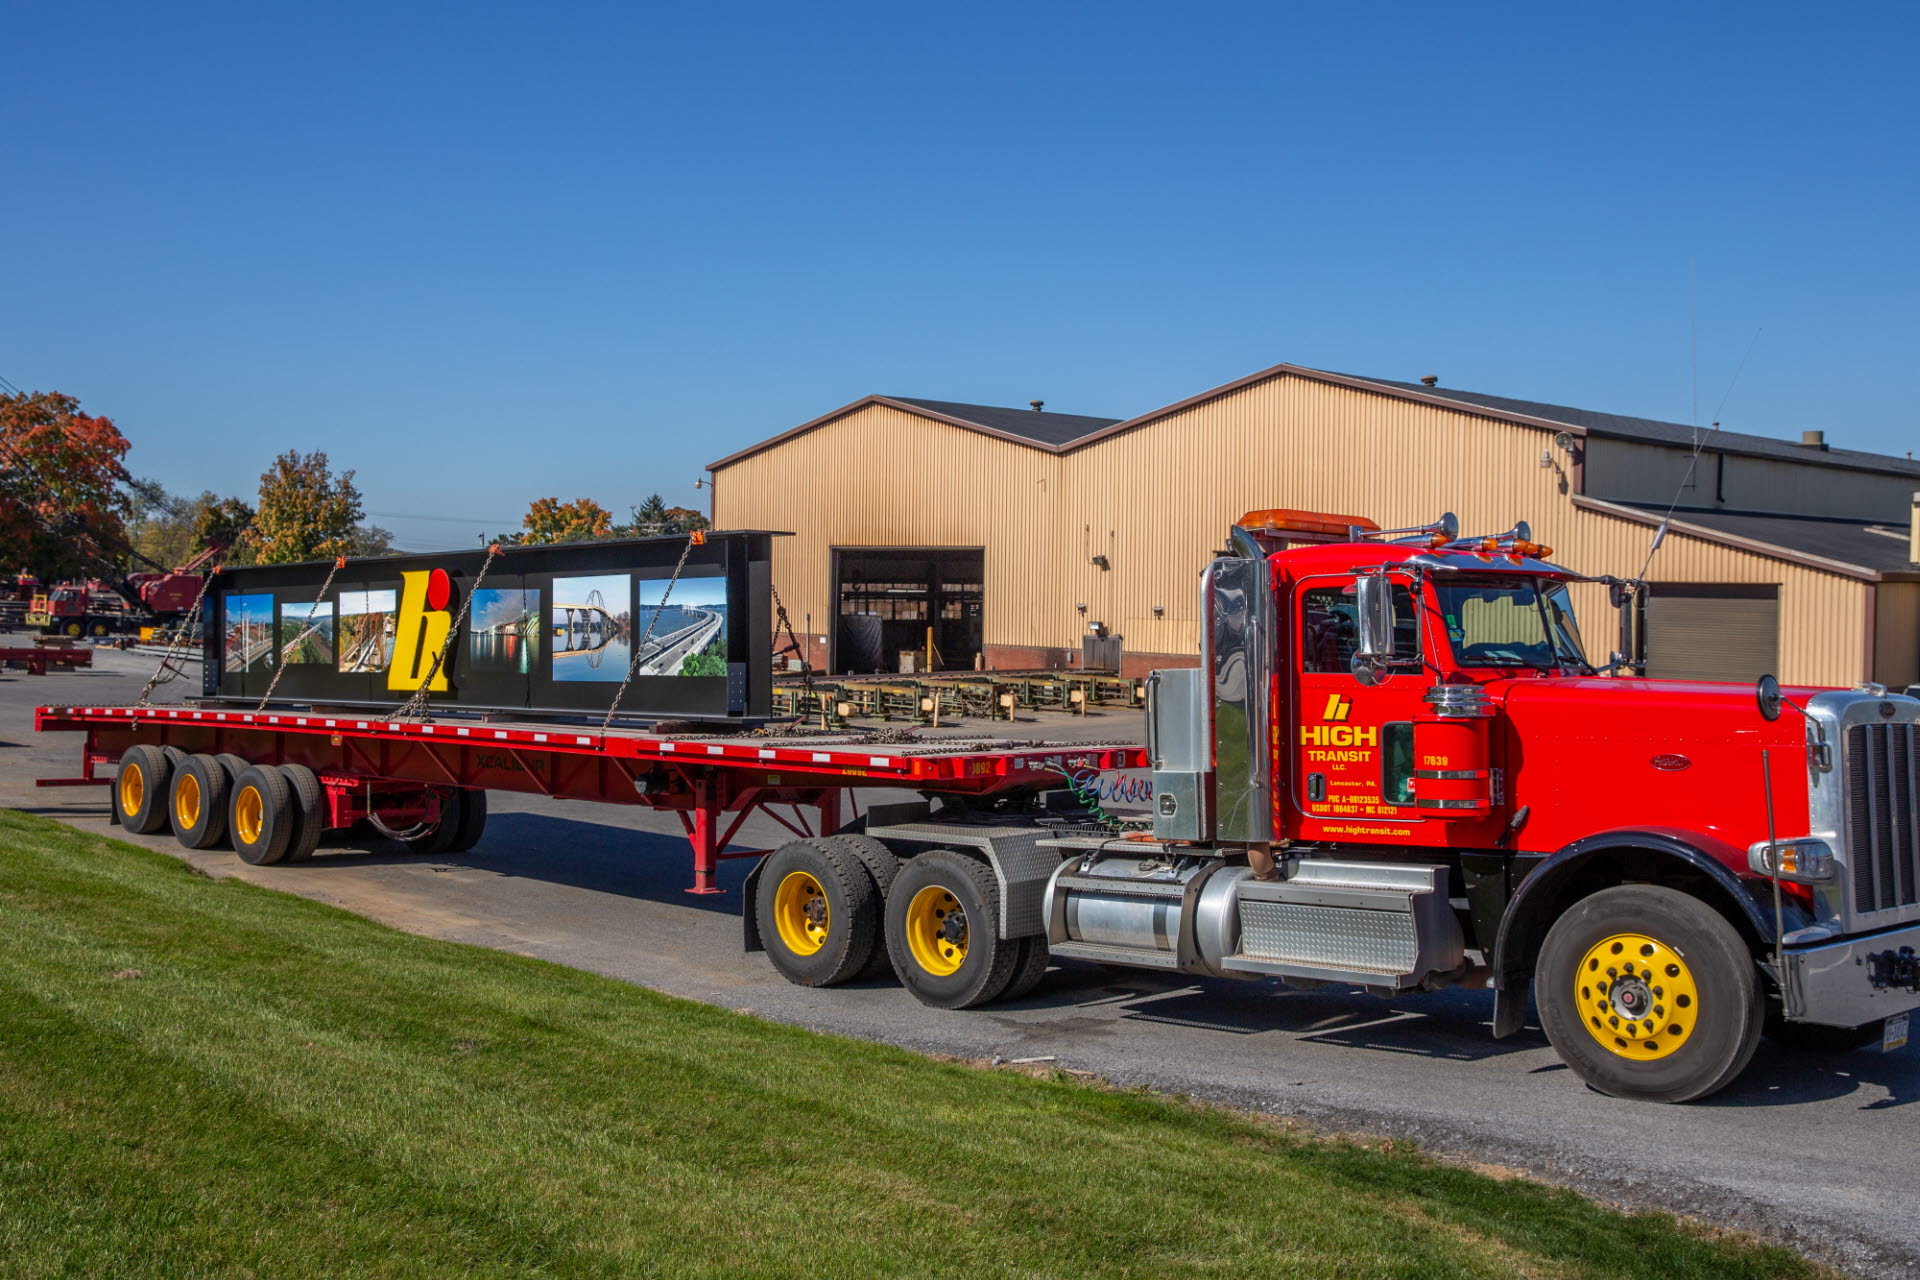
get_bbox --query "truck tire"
[1537,884,1763,1103]
[169,753,232,850]
[756,839,881,987]
[215,753,250,783]
[1001,935,1051,1002]
[1763,1013,1885,1053]
[885,850,1021,1010]
[229,765,296,866]
[824,833,901,977]
[447,789,489,853]
[114,745,173,835]
[278,764,326,863]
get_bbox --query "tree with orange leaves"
[0,390,133,578]
[496,497,616,546]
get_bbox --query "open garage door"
[1644,584,1780,683]
[833,549,982,674]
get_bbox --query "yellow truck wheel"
[1537,884,1762,1103]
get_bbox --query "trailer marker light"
[759,749,776,759]
[457,727,470,736]
[707,745,724,755]
[576,736,591,746]
[494,731,508,740]
[813,753,831,763]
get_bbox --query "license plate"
[1884,1011,1910,1054]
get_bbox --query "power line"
[366,509,516,526]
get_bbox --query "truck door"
[1291,574,1426,831]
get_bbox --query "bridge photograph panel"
[276,600,335,666]
[338,588,397,674]
[635,576,727,677]
[224,593,275,674]
[468,587,542,675]
[550,574,632,682]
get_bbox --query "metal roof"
[886,397,1122,448]
[1631,504,1916,575]
[1339,374,1920,480]
[1576,496,1920,580]
[709,363,1918,482]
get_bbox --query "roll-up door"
[1644,584,1779,682]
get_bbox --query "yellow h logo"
[1322,694,1352,722]
[388,569,453,692]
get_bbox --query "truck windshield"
[1435,579,1588,672]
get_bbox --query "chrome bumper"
[1783,921,1920,1028]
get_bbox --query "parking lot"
[5,648,1917,1279]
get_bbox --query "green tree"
[240,451,367,564]
[0,390,132,578]
[126,481,254,569]
[624,493,709,536]
[195,496,257,555]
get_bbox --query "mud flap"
[742,855,766,953]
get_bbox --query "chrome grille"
[1847,722,1920,915]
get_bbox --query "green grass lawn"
[0,810,1827,1280]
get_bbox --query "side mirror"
[1756,673,1782,722]
[1351,572,1396,686]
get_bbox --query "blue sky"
[5,3,1914,552]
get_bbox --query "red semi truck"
[41,509,1920,1103]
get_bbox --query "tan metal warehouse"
[709,363,1920,688]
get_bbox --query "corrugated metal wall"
[1876,582,1920,689]
[1584,438,1915,521]
[716,374,1873,687]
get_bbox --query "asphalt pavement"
[4,648,1915,1278]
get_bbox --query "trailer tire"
[1001,935,1051,1002]
[229,765,296,866]
[447,789,488,853]
[756,839,881,987]
[412,791,463,855]
[1763,1013,1885,1053]
[279,764,326,863]
[1537,884,1763,1103]
[214,753,250,783]
[114,745,173,835]
[169,753,231,850]
[161,745,187,769]
[824,833,901,977]
[886,850,1021,1010]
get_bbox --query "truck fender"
[1489,829,1775,1038]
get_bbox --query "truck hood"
[1491,675,1819,854]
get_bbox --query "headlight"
[1748,838,1835,883]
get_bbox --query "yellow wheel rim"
[234,785,264,846]
[1577,933,1699,1061]
[772,871,830,956]
[64,622,81,636]
[905,884,967,977]
[174,772,202,829]
[119,763,144,819]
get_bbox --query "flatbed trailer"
[3,647,93,676]
[33,702,1145,893]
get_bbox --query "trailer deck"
[35,702,1146,891]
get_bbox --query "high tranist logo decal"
[388,568,455,692]
[1300,693,1374,748]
